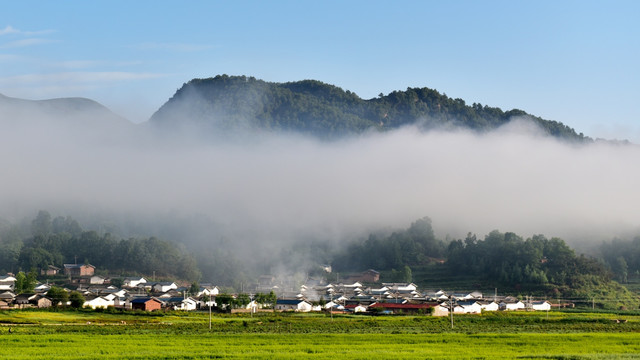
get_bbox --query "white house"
[478,301,499,312]
[531,301,551,311]
[342,282,363,289]
[84,296,115,309]
[0,275,16,291]
[34,283,51,293]
[123,277,147,288]
[90,276,107,285]
[464,291,483,300]
[382,283,418,292]
[173,297,198,311]
[152,282,177,293]
[275,299,312,312]
[197,286,220,297]
[347,304,368,313]
[432,304,450,317]
[456,301,482,314]
[500,300,526,311]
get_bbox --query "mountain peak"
[149,75,588,142]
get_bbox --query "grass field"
[1,310,639,359]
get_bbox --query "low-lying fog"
[2,113,639,253]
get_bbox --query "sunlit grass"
[1,310,639,359]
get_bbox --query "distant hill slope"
[0,93,132,132]
[149,75,588,141]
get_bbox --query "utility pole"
[449,297,454,329]
[330,293,333,321]
[209,292,212,330]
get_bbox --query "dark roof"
[381,299,407,304]
[131,297,161,304]
[369,302,435,309]
[63,264,95,269]
[161,297,186,304]
[456,301,480,306]
[276,299,306,305]
[0,291,15,299]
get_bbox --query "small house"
[0,275,16,291]
[123,277,147,288]
[455,301,482,314]
[41,265,60,276]
[531,300,551,311]
[84,296,115,309]
[63,264,95,277]
[131,297,162,311]
[275,299,312,312]
[152,282,178,293]
[344,303,368,313]
[478,300,499,312]
[500,300,525,311]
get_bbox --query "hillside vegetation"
[0,211,199,281]
[150,75,588,141]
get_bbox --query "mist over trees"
[332,217,445,272]
[600,238,640,283]
[0,211,199,281]
[2,208,640,308]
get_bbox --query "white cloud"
[1,118,638,249]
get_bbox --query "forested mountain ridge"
[149,75,588,141]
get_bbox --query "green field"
[1,310,639,359]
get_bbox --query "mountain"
[149,75,589,141]
[0,93,132,132]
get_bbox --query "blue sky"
[1,1,639,140]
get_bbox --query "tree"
[14,272,26,294]
[13,270,36,294]
[236,293,250,308]
[402,265,412,283]
[189,282,200,296]
[69,291,85,309]
[31,210,52,237]
[615,256,628,283]
[25,270,37,293]
[47,286,69,307]
[215,293,233,310]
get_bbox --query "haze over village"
[1,1,639,319]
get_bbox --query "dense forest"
[331,217,637,306]
[1,211,639,308]
[0,211,200,281]
[600,237,640,283]
[150,75,588,141]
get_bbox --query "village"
[0,264,555,315]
